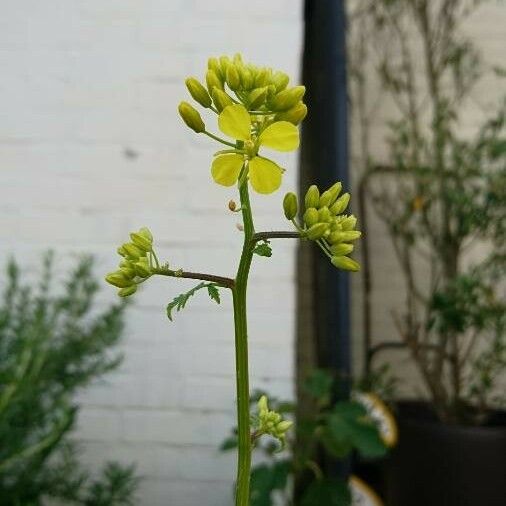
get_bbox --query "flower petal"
[248,157,283,194]
[218,104,251,141]
[211,154,244,187]
[258,121,299,151]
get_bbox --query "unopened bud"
[185,77,212,108]
[328,230,361,244]
[318,206,332,223]
[120,266,136,279]
[138,227,153,242]
[270,86,306,111]
[220,55,232,76]
[283,192,298,220]
[117,245,128,257]
[105,271,135,288]
[130,232,152,252]
[118,284,138,297]
[178,101,205,133]
[239,66,254,89]
[205,69,223,93]
[330,243,354,256]
[331,255,360,272]
[340,215,357,231]
[225,64,241,91]
[254,67,271,88]
[303,207,319,227]
[134,258,151,278]
[306,223,329,240]
[122,242,144,259]
[319,182,342,208]
[248,87,268,110]
[304,185,320,209]
[275,420,293,434]
[330,192,350,215]
[275,102,307,125]
[272,71,290,92]
[212,88,234,112]
[207,57,222,79]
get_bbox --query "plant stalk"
[233,179,255,505]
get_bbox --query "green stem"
[233,179,255,506]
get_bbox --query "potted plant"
[348,1,506,504]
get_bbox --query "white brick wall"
[0,1,303,504]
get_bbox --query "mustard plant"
[105,54,361,505]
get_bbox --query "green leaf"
[219,435,238,451]
[253,240,272,257]
[166,282,221,321]
[250,460,291,506]
[300,478,351,506]
[304,369,333,402]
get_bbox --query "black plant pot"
[385,401,506,506]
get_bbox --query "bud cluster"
[180,53,307,131]
[283,183,361,271]
[105,227,158,297]
[256,395,293,446]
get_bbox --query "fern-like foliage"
[166,282,221,321]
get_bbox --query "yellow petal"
[211,154,244,187]
[258,121,299,151]
[248,157,283,194]
[218,104,251,141]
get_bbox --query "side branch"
[152,268,235,289]
[252,231,300,243]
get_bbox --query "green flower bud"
[248,87,268,110]
[304,185,320,209]
[122,242,144,259]
[303,207,319,227]
[283,192,298,220]
[330,192,350,215]
[225,64,241,91]
[328,230,361,244]
[331,255,360,272]
[185,77,212,108]
[330,243,354,256]
[232,53,243,65]
[105,271,135,288]
[306,223,329,240]
[319,182,342,208]
[118,284,137,297]
[302,207,318,227]
[207,57,222,79]
[117,245,128,257]
[120,266,136,279]
[220,55,232,75]
[258,395,268,416]
[275,420,293,434]
[270,85,306,111]
[212,88,234,112]
[272,71,290,92]
[205,69,223,93]
[134,258,152,278]
[254,67,271,88]
[138,227,153,242]
[178,101,205,133]
[239,66,254,89]
[340,215,357,231]
[275,102,307,125]
[130,232,152,252]
[318,206,332,223]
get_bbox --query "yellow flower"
[211,104,299,194]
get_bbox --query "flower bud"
[185,77,212,108]
[331,256,360,272]
[212,88,234,112]
[207,57,222,79]
[118,284,137,297]
[275,102,307,125]
[318,206,332,223]
[225,64,241,91]
[304,185,320,209]
[134,258,152,278]
[130,232,152,252]
[122,242,144,259]
[272,71,290,92]
[340,215,357,231]
[258,395,268,415]
[205,69,223,93]
[178,101,205,133]
[105,271,135,288]
[303,207,319,227]
[120,266,136,279]
[270,86,306,111]
[330,192,350,215]
[306,223,329,240]
[319,182,342,208]
[239,66,254,89]
[117,245,128,257]
[330,243,354,256]
[248,87,268,110]
[275,420,293,434]
[283,192,298,220]
[328,230,361,244]
[254,67,271,88]
[138,227,153,242]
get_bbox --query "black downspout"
[300,0,351,478]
